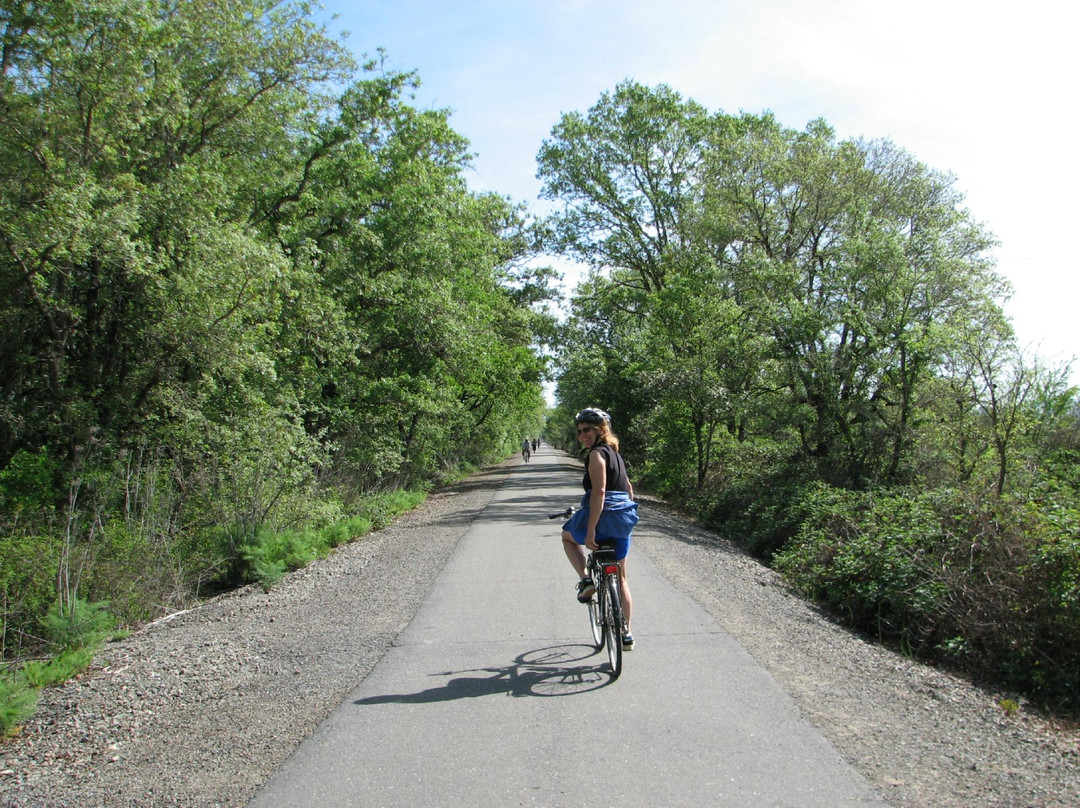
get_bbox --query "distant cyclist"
[521,438,531,463]
[560,408,638,650]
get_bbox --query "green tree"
[538,82,754,487]
[0,0,351,464]
[537,80,713,295]
[704,116,1004,485]
[257,73,553,485]
[540,84,1005,490]
[0,0,552,643]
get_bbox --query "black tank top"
[582,443,630,493]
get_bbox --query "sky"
[312,0,1078,379]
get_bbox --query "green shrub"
[237,527,317,590]
[0,636,109,737]
[0,674,39,738]
[774,484,948,646]
[359,489,427,530]
[0,534,62,656]
[0,597,114,737]
[697,456,818,559]
[19,646,97,688]
[1009,486,1080,711]
[341,516,373,540]
[231,504,388,590]
[774,482,1080,713]
[316,516,373,550]
[75,521,190,627]
[320,522,349,550]
[43,598,116,651]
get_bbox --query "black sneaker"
[622,633,635,651]
[576,577,596,603]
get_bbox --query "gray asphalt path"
[248,447,889,807]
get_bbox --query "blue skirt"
[562,491,639,560]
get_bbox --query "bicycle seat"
[590,540,619,565]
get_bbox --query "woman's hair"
[593,421,620,452]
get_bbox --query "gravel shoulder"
[2,458,1078,807]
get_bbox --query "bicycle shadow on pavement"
[352,644,614,703]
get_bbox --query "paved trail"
[248,448,887,807]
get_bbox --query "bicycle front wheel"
[603,574,623,680]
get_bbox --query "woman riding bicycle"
[560,408,638,650]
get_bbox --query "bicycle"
[549,507,625,679]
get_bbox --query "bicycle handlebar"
[548,507,574,520]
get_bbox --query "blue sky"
[313,0,1078,378]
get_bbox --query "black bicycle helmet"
[574,407,611,426]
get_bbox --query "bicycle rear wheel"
[603,574,623,679]
[587,580,603,648]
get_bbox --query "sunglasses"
[576,425,595,435]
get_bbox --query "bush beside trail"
[773,483,1080,714]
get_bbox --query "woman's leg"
[617,558,632,634]
[562,530,587,578]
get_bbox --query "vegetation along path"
[1,454,1077,807]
